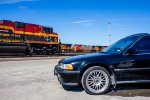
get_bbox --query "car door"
[114,36,150,83]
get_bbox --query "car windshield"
[101,35,139,54]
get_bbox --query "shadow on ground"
[108,83,150,97]
[66,83,150,97]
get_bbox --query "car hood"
[60,52,110,64]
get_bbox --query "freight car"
[0,20,58,54]
[61,43,107,53]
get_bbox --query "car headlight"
[59,64,73,70]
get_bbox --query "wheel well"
[80,63,113,82]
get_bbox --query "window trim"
[133,36,150,54]
[122,35,144,55]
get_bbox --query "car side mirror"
[127,48,138,55]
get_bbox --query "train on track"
[60,43,107,53]
[0,20,58,54]
[0,19,107,55]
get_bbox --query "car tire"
[81,66,111,95]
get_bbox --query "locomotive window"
[50,28,53,32]
[15,22,25,28]
[42,27,53,33]
[0,20,3,24]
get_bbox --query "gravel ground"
[0,58,150,100]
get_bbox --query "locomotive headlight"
[59,64,73,70]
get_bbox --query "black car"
[54,33,150,95]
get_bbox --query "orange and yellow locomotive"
[0,20,58,54]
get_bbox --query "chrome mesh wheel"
[85,69,109,94]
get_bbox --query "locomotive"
[0,20,58,54]
[60,43,107,53]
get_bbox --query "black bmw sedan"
[54,33,150,95]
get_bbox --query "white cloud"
[0,0,39,4]
[72,20,96,27]
[72,20,96,24]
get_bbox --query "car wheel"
[81,66,111,95]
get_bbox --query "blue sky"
[0,0,150,46]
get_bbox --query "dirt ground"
[0,58,150,100]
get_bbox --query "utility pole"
[58,39,61,52]
[108,21,112,45]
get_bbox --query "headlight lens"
[59,64,73,70]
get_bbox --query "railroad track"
[0,53,87,62]
[0,53,87,58]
